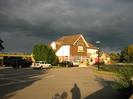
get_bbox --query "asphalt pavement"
[0,66,126,99]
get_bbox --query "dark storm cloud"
[0,0,133,52]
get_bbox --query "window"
[78,46,84,52]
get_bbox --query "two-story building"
[50,34,98,65]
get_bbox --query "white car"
[31,61,52,69]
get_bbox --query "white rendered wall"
[56,45,70,56]
[87,49,98,64]
[50,42,56,50]
[87,49,98,59]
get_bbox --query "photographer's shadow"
[70,83,81,99]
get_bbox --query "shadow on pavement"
[52,91,68,99]
[0,68,46,99]
[84,76,127,99]
[70,83,81,99]
[52,83,81,99]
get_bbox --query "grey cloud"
[0,0,133,52]
[117,0,133,2]
[0,31,51,52]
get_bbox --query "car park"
[31,61,52,69]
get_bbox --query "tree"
[0,39,4,51]
[121,44,133,63]
[32,44,59,65]
[110,53,120,62]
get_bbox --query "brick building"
[50,34,98,64]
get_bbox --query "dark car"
[3,57,32,68]
[11,59,32,68]
[59,61,73,67]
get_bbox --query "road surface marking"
[0,72,24,76]
[0,79,37,87]
[0,74,55,87]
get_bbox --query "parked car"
[31,61,52,69]
[59,61,73,67]
[3,57,32,68]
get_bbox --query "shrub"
[121,44,133,63]
[112,67,133,98]
[114,67,133,88]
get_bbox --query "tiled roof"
[54,34,97,48]
[52,34,97,52]
[88,43,97,49]
[55,34,82,45]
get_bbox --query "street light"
[96,41,101,71]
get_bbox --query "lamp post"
[96,41,101,71]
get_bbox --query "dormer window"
[78,46,84,52]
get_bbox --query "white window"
[78,46,84,52]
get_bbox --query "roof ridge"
[61,33,82,38]
[88,42,97,49]
[56,33,82,41]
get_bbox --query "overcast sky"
[0,0,133,53]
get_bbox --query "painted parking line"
[0,79,36,87]
[0,71,46,79]
[0,74,55,87]
[0,72,24,77]
[0,82,15,87]
[0,72,48,81]
[0,76,39,87]
[0,77,20,81]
